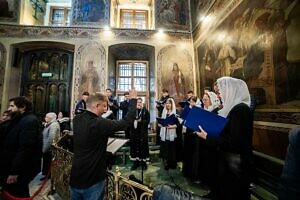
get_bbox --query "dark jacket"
[75,99,86,115]
[70,99,137,188]
[108,96,119,118]
[119,100,130,119]
[279,126,300,200]
[0,112,42,185]
[206,103,253,200]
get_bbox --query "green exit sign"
[41,72,53,77]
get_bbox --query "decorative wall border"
[0,24,192,41]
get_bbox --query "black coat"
[0,112,42,185]
[207,103,253,200]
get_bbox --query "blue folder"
[180,105,191,120]
[184,106,229,137]
[156,114,178,127]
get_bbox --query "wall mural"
[0,0,19,22]
[73,41,106,105]
[197,0,300,107]
[155,0,190,31]
[72,0,110,26]
[157,45,193,104]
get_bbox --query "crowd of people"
[0,77,297,200]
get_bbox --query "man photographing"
[69,89,137,200]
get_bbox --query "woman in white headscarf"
[202,91,221,113]
[197,77,253,200]
[159,98,181,170]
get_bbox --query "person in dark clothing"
[197,77,253,200]
[156,89,170,117]
[119,92,130,138]
[69,90,137,200]
[57,111,71,134]
[119,92,130,119]
[106,88,119,119]
[278,126,300,200]
[0,96,42,198]
[156,89,170,145]
[130,98,150,170]
[75,91,89,115]
[182,96,202,180]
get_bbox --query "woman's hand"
[158,123,163,127]
[196,125,207,139]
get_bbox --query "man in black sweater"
[69,90,137,200]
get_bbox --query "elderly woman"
[41,112,60,180]
[202,91,221,113]
[197,77,253,200]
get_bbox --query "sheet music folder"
[180,105,191,120]
[156,114,177,127]
[107,138,128,154]
[184,106,229,137]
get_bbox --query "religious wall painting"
[197,0,300,107]
[0,0,19,22]
[72,0,110,26]
[157,45,194,104]
[74,41,106,101]
[155,0,190,31]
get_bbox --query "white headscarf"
[204,91,221,112]
[217,77,251,117]
[160,98,177,141]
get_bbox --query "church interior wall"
[191,0,300,160]
[1,0,298,170]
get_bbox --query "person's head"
[86,93,109,116]
[8,96,32,114]
[58,111,68,119]
[124,92,130,101]
[216,77,250,117]
[1,110,11,122]
[137,98,143,109]
[165,98,174,111]
[189,96,198,107]
[162,89,169,97]
[203,92,220,111]
[106,88,113,97]
[173,63,179,71]
[82,92,89,102]
[187,90,194,99]
[204,86,211,94]
[45,112,57,123]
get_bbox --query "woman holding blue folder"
[159,98,181,170]
[197,77,253,200]
[182,96,202,181]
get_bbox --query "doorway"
[21,50,73,118]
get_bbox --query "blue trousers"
[70,180,105,200]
